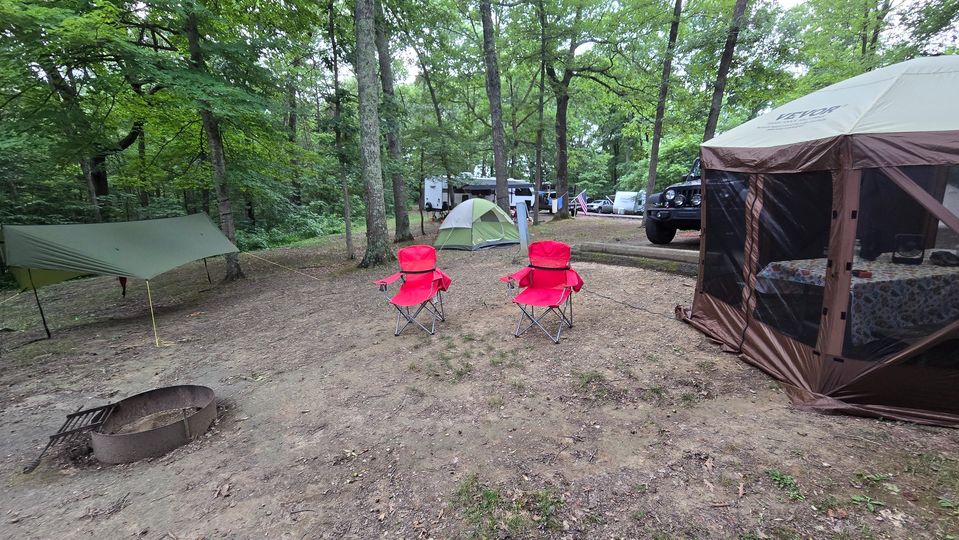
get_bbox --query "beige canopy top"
[702,55,959,172]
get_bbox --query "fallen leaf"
[704,457,714,473]
[738,482,745,498]
[704,479,715,492]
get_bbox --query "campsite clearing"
[1,218,957,539]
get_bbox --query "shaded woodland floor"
[1,217,957,539]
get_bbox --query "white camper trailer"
[423,176,450,211]
[422,175,535,210]
[612,190,646,215]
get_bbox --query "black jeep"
[645,158,702,244]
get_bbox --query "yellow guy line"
[0,291,22,307]
[243,252,324,282]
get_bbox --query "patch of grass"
[635,483,649,494]
[529,489,563,530]
[679,392,700,406]
[452,361,474,382]
[488,396,504,409]
[850,494,885,512]
[509,378,526,391]
[815,495,841,512]
[455,474,502,538]
[406,386,426,398]
[641,385,667,403]
[462,333,476,342]
[766,469,804,501]
[574,369,618,401]
[453,475,564,536]
[577,370,605,387]
[490,352,506,367]
[631,511,646,522]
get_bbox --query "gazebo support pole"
[146,280,160,347]
[27,269,51,339]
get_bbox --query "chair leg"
[513,304,565,343]
[392,297,446,336]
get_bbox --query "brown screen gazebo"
[680,56,959,426]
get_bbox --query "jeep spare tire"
[645,219,676,244]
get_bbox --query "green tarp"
[0,214,238,290]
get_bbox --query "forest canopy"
[1,0,957,262]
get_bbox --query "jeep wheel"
[645,219,676,244]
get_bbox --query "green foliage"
[850,494,885,513]
[766,469,804,501]
[3,0,956,254]
[454,473,564,537]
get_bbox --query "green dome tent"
[434,199,519,250]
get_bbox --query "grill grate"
[23,403,116,473]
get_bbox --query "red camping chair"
[500,240,583,343]
[375,245,452,336]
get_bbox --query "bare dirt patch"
[1,217,957,539]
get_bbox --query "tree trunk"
[329,0,354,259]
[480,0,510,213]
[375,0,412,242]
[80,159,103,222]
[355,0,392,268]
[703,0,747,142]
[419,147,426,235]
[287,57,302,206]
[186,10,244,281]
[533,0,548,226]
[645,0,683,209]
[552,85,571,220]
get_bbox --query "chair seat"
[513,286,570,308]
[391,282,438,307]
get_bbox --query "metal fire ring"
[90,385,216,464]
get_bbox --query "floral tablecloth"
[757,255,959,346]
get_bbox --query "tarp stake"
[203,258,212,285]
[27,269,50,339]
[146,280,160,347]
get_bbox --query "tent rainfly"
[0,214,238,343]
[680,56,959,426]
[434,199,519,250]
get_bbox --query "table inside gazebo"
[756,254,959,346]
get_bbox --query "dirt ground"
[1,217,957,539]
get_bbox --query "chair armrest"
[375,272,403,287]
[500,267,533,287]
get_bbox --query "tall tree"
[355,0,392,267]
[479,0,509,212]
[533,0,549,225]
[374,0,413,242]
[703,0,749,142]
[185,8,244,281]
[287,57,302,206]
[645,0,683,207]
[328,0,354,259]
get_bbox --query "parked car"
[586,199,612,213]
[645,158,702,244]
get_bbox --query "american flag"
[574,190,588,213]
